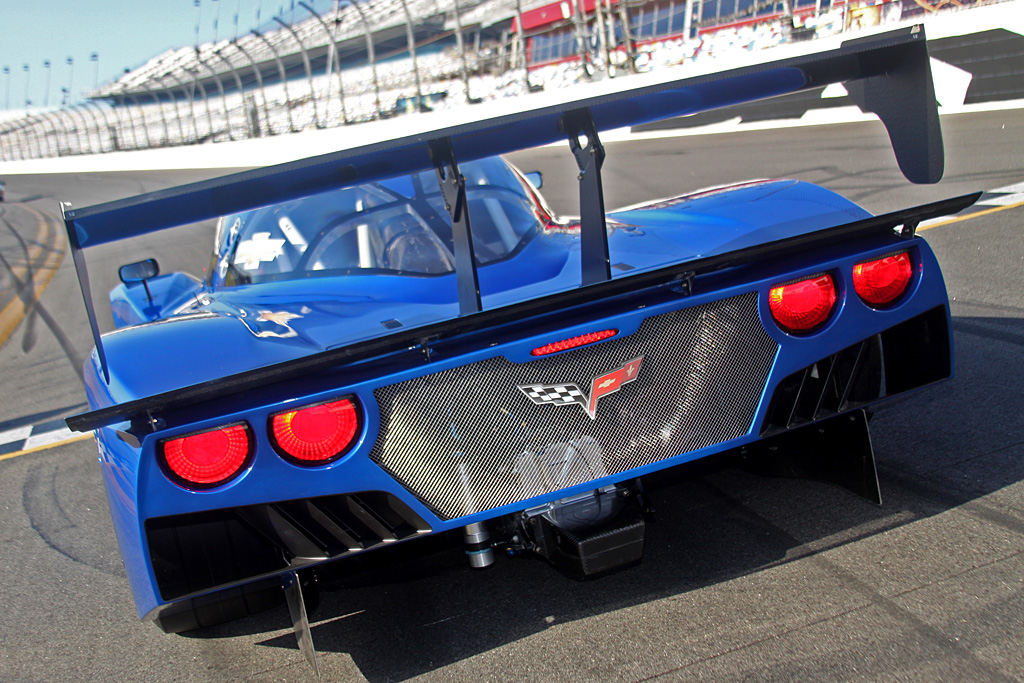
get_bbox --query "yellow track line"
[0,203,66,346]
[919,199,1024,231]
[0,433,95,462]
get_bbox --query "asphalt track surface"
[0,109,1021,682]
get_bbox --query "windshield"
[212,157,546,287]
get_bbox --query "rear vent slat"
[836,341,868,412]
[762,307,951,437]
[300,499,365,552]
[345,496,398,542]
[237,506,329,562]
[810,355,839,421]
[146,491,430,601]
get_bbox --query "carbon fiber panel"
[369,293,777,519]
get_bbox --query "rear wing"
[65,26,952,432]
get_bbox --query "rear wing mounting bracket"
[563,107,612,286]
[429,137,482,316]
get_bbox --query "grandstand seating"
[0,0,1009,160]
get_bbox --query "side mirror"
[119,258,159,306]
[524,171,543,190]
[119,258,159,284]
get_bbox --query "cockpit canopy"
[210,157,548,287]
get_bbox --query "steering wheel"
[294,213,364,272]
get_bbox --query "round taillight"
[271,397,359,464]
[769,273,837,333]
[853,251,913,307]
[161,423,252,487]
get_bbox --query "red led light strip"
[531,329,618,356]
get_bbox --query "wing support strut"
[430,136,482,316]
[62,203,110,384]
[562,108,611,286]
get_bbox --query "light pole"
[212,0,222,42]
[91,53,100,91]
[43,60,52,107]
[194,0,203,48]
[3,66,11,110]
[66,56,75,106]
[22,63,31,111]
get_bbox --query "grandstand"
[0,0,1017,161]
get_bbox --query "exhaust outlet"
[463,522,494,568]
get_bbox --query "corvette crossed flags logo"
[518,357,644,420]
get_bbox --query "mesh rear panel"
[369,293,777,519]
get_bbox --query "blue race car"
[63,27,976,671]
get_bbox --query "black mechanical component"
[152,576,285,634]
[517,485,646,579]
[283,570,320,678]
[745,409,881,504]
[843,25,944,184]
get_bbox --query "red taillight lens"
[853,251,913,307]
[161,424,251,487]
[531,329,618,356]
[769,274,837,333]
[271,397,359,464]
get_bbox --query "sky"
[0,0,333,112]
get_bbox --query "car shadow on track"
[180,315,1024,682]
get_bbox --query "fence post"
[251,29,298,133]
[274,16,322,128]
